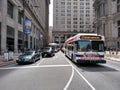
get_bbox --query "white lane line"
[103,64,120,71]
[0,64,71,70]
[63,67,74,90]
[36,58,45,66]
[39,65,71,68]
[73,66,96,90]
[64,57,96,90]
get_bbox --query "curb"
[105,57,120,62]
[0,59,16,67]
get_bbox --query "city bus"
[48,43,60,52]
[64,33,106,64]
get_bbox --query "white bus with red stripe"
[64,33,106,63]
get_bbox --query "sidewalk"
[0,54,18,67]
[105,51,120,61]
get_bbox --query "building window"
[67,21,71,24]
[61,13,65,16]
[18,31,23,51]
[118,21,120,37]
[117,42,120,48]
[67,25,71,28]
[118,28,120,37]
[18,10,23,24]
[103,24,105,36]
[73,22,77,24]
[86,3,90,5]
[61,2,65,5]
[117,0,120,12]
[73,18,77,20]
[73,25,77,28]
[61,20,65,24]
[117,0,120,3]
[67,2,71,5]
[103,3,105,15]
[7,1,14,18]
[7,26,15,51]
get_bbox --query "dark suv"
[42,47,55,57]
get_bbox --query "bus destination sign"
[80,35,101,40]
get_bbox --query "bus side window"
[75,41,80,51]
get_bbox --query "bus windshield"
[77,40,91,52]
[77,40,104,52]
[91,41,104,52]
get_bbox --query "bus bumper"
[77,59,106,64]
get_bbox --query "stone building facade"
[53,0,94,46]
[93,0,120,49]
[49,26,53,43]
[0,0,50,54]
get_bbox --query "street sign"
[39,33,43,41]
[24,19,32,34]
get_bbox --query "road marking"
[0,64,71,70]
[39,64,72,68]
[36,58,45,66]
[103,64,120,71]
[64,56,96,90]
[63,66,74,90]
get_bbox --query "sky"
[49,0,53,26]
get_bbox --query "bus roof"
[65,33,104,44]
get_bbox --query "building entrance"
[7,37,14,51]
[7,26,14,52]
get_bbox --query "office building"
[0,0,50,54]
[53,0,94,46]
[93,0,120,49]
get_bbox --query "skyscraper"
[53,0,94,46]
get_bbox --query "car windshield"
[24,51,34,55]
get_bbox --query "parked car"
[42,47,55,57]
[16,50,42,64]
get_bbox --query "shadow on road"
[75,63,118,72]
[65,55,118,72]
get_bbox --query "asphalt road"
[0,51,120,90]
